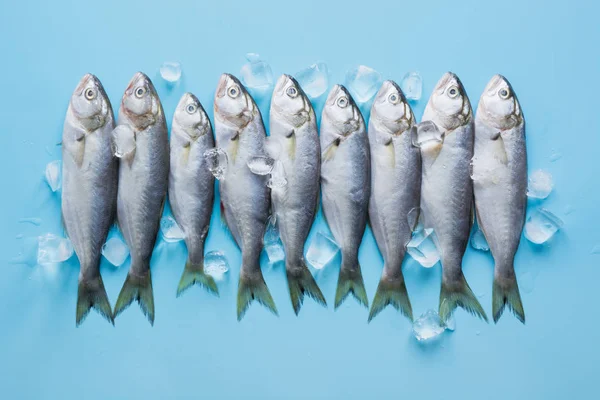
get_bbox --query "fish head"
[121,72,162,130]
[427,72,472,130]
[371,80,414,135]
[323,84,362,136]
[214,73,257,129]
[479,74,523,130]
[270,74,313,128]
[173,92,211,140]
[69,73,111,131]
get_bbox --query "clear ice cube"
[444,314,456,331]
[267,160,287,189]
[400,72,423,101]
[265,242,285,265]
[101,237,129,267]
[204,250,229,281]
[112,125,136,158]
[160,61,182,83]
[160,216,185,243]
[527,169,553,199]
[240,53,274,92]
[45,160,62,192]
[413,309,446,341]
[344,65,383,103]
[412,121,443,148]
[247,156,275,175]
[37,234,73,265]
[306,231,340,270]
[470,226,490,251]
[204,148,228,180]
[407,228,440,268]
[294,62,329,99]
[524,208,564,244]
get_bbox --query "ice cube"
[247,156,275,175]
[160,216,185,243]
[37,234,74,264]
[306,231,340,270]
[344,65,383,103]
[18,217,42,226]
[112,125,136,158]
[400,72,423,101]
[265,241,285,265]
[407,228,440,268]
[412,309,446,341]
[294,62,329,98]
[264,215,279,245]
[45,160,62,192]
[204,250,229,281]
[204,148,228,180]
[267,161,287,189]
[412,121,443,148]
[527,169,553,199]
[444,314,456,331]
[160,61,182,83]
[101,237,129,267]
[524,208,563,244]
[240,53,273,92]
[470,226,490,251]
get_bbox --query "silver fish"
[320,85,370,308]
[62,74,117,325]
[420,72,487,322]
[169,93,217,297]
[113,72,169,325]
[214,73,277,320]
[473,75,526,323]
[367,81,419,322]
[270,74,326,314]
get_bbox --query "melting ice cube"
[101,237,129,267]
[470,226,490,252]
[524,208,563,244]
[306,231,340,270]
[247,156,275,175]
[37,234,73,265]
[204,250,229,281]
[204,148,228,180]
[527,169,553,199]
[267,160,287,189]
[400,72,423,101]
[444,314,456,331]
[294,62,329,98]
[413,309,446,341]
[112,125,136,158]
[344,65,383,103]
[407,228,440,268]
[240,53,274,92]
[264,216,285,265]
[160,61,182,83]
[412,121,443,148]
[160,216,185,243]
[45,160,62,192]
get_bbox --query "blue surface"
[1,0,598,399]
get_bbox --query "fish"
[420,72,487,322]
[168,93,218,297]
[269,74,326,314]
[473,75,526,323]
[213,73,277,320]
[62,74,118,326]
[367,80,420,322]
[113,72,169,325]
[320,85,370,309]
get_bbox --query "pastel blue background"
[1,0,598,399]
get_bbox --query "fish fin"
[286,260,327,315]
[493,274,525,324]
[237,272,278,320]
[322,137,341,162]
[229,133,239,164]
[76,275,114,326]
[286,130,296,161]
[114,271,155,326]
[368,273,413,322]
[177,260,219,297]
[439,272,488,323]
[335,260,368,309]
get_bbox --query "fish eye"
[186,103,197,114]
[498,88,510,99]
[447,86,460,98]
[337,96,349,108]
[388,93,400,104]
[84,88,96,100]
[228,86,240,98]
[135,86,147,98]
[286,86,298,98]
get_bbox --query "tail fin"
[76,275,113,326]
[286,260,327,315]
[237,272,278,321]
[368,274,413,322]
[334,263,368,309]
[177,260,219,297]
[493,275,525,324]
[439,272,488,323]
[114,272,154,325]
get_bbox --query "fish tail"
[76,275,113,326]
[114,270,155,325]
[334,257,368,309]
[439,271,488,323]
[492,273,525,324]
[237,270,278,321]
[368,271,413,322]
[286,258,327,315]
[176,259,219,297]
